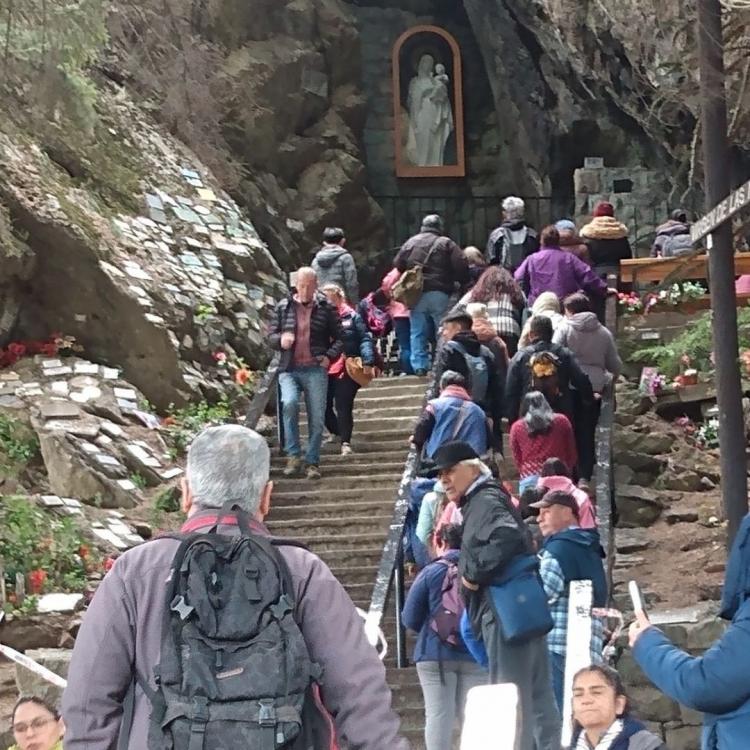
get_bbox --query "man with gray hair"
[431,440,561,750]
[63,425,409,750]
[394,214,469,375]
[486,196,539,272]
[270,266,344,479]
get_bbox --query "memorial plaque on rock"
[117,478,137,491]
[41,359,63,369]
[100,421,124,438]
[41,401,81,420]
[43,366,73,377]
[62,498,82,508]
[79,441,99,454]
[44,420,100,437]
[114,387,138,401]
[73,363,99,375]
[100,367,119,380]
[50,381,69,395]
[92,528,129,550]
[40,495,64,507]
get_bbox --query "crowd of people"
[15,198,748,750]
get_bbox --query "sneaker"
[283,456,302,477]
[324,432,337,445]
[341,443,353,456]
[305,464,322,480]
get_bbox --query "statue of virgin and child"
[404,54,454,167]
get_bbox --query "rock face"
[0,85,286,410]
[109,0,387,279]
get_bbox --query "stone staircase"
[265,374,428,748]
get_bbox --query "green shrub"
[0,496,97,609]
[629,307,750,377]
[162,398,232,458]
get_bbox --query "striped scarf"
[575,719,625,750]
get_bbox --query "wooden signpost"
[691,178,750,244]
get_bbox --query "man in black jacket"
[394,214,469,375]
[504,315,594,426]
[432,311,501,449]
[269,267,344,479]
[432,441,561,750]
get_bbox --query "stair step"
[271,473,402,493]
[294,422,416,439]
[357,384,429,399]
[267,514,392,535]
[271,438,410,455]
[272,487,399,504]
[286,531,388,552]
[269,500,398,521]
[271,459,405,477]
[271,449,408,466]
[315,547,389,572]
[327,564,378,584]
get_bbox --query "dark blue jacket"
[402,551,474,663]
[542,528,608,607]
[634,513,750,750]
[339,309,375,365]
[571,716,665,750]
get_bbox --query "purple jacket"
[61,513,409,750]
[514,247,608,305]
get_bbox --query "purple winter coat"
[62,513,409,750]
[514,247,608,305]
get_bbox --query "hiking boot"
[283,457,302,477]
[305,464,322,480]
[341,443,353,456]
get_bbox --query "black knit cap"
[432,441,480,472]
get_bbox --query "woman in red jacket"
[509,391,577,493]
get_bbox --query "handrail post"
[394,544,408,669]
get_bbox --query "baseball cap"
[529,490,579,516]
[432,441,480,472]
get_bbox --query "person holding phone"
[629,514,750,749]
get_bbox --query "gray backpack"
[143,507,319,750]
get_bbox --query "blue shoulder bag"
[488,554,553,644]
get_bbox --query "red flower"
[235,368,251,386]
[79,544,90,559]
[103,557,116,572]
[7,342,26,356]
[28,568,47,594]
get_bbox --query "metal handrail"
[364,376,436,669]
[598,281,618,573]
[245,352,281,431]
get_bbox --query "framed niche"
[392,25,466,178]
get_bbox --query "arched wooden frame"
[392,25,466,178]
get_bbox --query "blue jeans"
[410,290,450,372]
[393,317,414,374]
[549,650,565,711]
[279,366,327,466]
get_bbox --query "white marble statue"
[405,54,454,167]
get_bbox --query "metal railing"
[364,376,436,669]
[245,352,281,432]
[374,195,553,251]
[597,281,619,575]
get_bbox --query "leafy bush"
[629,307,750,377]
[0,414,39,476]
[162,398,232,458]
[0,496,97,608]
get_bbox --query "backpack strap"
[451,402,470,440]
[411,236,442,268]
